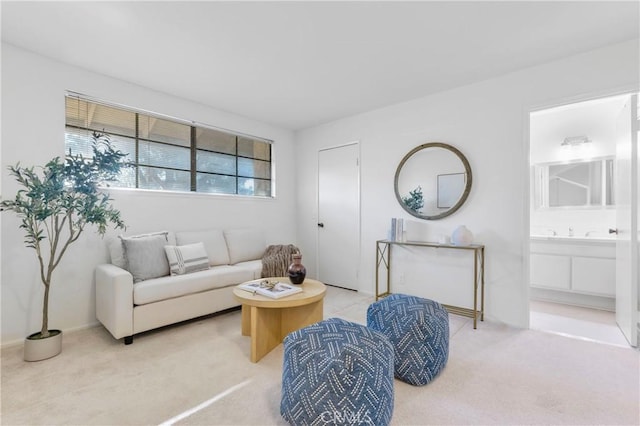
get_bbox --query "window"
[65,95,273,196]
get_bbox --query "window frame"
[64,93,275,198]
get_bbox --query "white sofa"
[95,228,266,344]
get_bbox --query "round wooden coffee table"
[233,277,326,362]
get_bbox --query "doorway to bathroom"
[528,92,638,347]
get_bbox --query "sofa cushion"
[133,265,257,305]
[165,242,210,276]
[120,233,170,283]
[224,228,266,265]
[233,259,264,280]
[175,229,230,266]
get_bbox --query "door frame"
[523,85,639,329]
[316,141,361,290]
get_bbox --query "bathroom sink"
[530,234,616,243]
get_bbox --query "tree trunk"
[41,282,50,338]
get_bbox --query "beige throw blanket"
[261,244,300,278]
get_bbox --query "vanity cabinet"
[530,253,571,290]
[571,256,616,295]
[530,238,615,300]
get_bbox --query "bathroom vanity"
[529,156,617,309]
[530,236,615,310]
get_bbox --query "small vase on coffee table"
[287,253,306,284]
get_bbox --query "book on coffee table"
[238,280,302,299]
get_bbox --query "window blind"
[64,94,273,196]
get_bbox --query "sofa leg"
[124,336,133,345]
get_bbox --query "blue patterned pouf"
[367,293,449,386]
[280,318,395,426]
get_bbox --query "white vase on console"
[451,225,473,245]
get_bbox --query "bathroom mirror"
[394,142,472,220]
[533,157,615,209]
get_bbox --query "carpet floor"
[1,286,638,425]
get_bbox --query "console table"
[375,239,485,328]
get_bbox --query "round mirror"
[394,142,472,220]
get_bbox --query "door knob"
[317,223,324,228]
[609,228,618,234]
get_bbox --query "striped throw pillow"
[164,242,210,276]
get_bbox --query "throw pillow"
[164,242,210,276]
[120,232,170,283]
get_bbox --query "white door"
[317,143,360,290]
[615,94,638,347]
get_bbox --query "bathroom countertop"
[530,235,616,244]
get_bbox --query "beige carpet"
[2,286,639,425]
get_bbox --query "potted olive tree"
[1,133,128,361]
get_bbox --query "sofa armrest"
[95,264,134,340]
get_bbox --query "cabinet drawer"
[571,256,615,296]
[531,254,571,290]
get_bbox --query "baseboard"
[1,321,102,350]
[530,287,615,311]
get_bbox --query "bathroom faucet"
[568,227,574,237]
[547,229,557,236]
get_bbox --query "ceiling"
[2,1,638,130]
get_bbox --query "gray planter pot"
[23,330,62,362]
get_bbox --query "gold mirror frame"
[394,142,473,220]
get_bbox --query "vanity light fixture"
[561,135,591,147]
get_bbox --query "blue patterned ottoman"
[367,293,449,386]
[280,318,395,426]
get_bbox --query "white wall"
[530,96,626,164]
[1,44,297,345]
[295,39,639,328]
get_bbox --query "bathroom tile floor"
[530,300,631,347]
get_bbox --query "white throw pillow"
[164,242,210,276]
[120,232,170,283]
